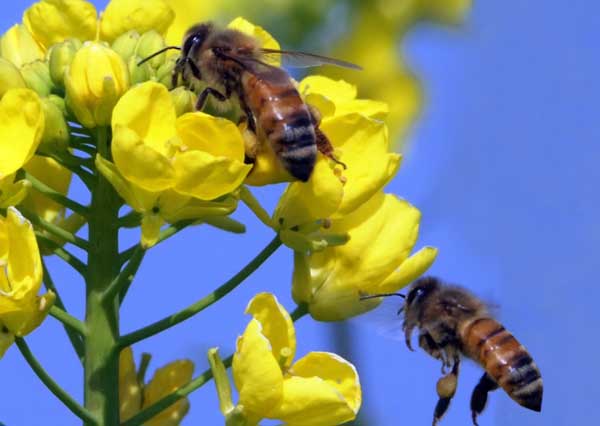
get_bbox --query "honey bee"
[362,276,543,425]
[140,22,359,182]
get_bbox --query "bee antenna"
[138,46,182,66]
[360,292,406,301]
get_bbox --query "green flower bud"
[170,86,197,117]
[46,94,67,116]
[155,55,177,88]
[0,57,26,97]
[136,30,166,69]
[21,60,55,97]
[128,55,153,85]
[40,96,69,151]
[48,38,81,90]
[111,30,140,62]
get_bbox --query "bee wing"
[259,48,362,70]
[351,296,405,341]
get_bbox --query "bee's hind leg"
[433,358,460,426]
[308,105,346,169]
[470,373,499,426]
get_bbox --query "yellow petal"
[269,375,357,425]
[119,347,142,421]
[22,156,72,223]
[0,290,55,336]
[173,150,251,200]
[23,0,97,49]
[233,319,284,417]
[4,207,42,300]
[273,158,344,229]
[227,17,280,65]
[321,113,401,217]
[112,125,176,192]
[95,154,158,213]
[165,0,219,46]
[143,359,194,426]
[161,193,238,223]
[242,123,294,186]
[0,25,45,68]
[299,76,357,118]
[141,213,164,248]
[0,89,44,178]
[246,292,296,369]
[176,112,246,161]
[377,246,438,294]
[112,82,177,156]
[100,0,176,43]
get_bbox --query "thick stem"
[84,127,121,426]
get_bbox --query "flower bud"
[40,97,69,151]
[21,60,55,97]
[136,30,166,69]
[46,93,67,116]
[0,57,26,97]
[170,87,197,117]
[155,55,177,88]
[127,56,153,85]
[111,30,140,62]
[0,24,44,68]
[48,39,81,90]
[65,42,130,128]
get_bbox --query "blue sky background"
[1,1,598,425]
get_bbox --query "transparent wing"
[259,48,362,70]
[350,296,405,342]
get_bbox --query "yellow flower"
[164,0,220,46]
[100,0,175,43]
[270,76,400,229]
[0,207,55,357]
[0,24,45,68]
[119,347,194,425]
[110,81,250,197]
[292,192,437,321]
[0,88,45,179]
[229,292,361,425]
[65,41,130,128]
[23,0,97,50]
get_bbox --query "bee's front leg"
[418,332,449,372]
[433,358,460,426]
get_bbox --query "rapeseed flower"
[212,293,361,425]
[119,347,194,425]
[0,207,55,357]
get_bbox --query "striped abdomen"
[460,317,543,412]
[242,68,317,181]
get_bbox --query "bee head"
[404,276,441,311]
[182,22,214,57]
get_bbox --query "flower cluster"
[0,0,464,424]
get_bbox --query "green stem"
[240,186,275,228]
[37,233,86,275]
[121,355,233,426]
[23,171,89,217]
[103,245,146,303]
[38,151,94,188]
[119,235,282,348]
[42,261,85,361]
[49,306,87,336]
[84,127,121,426]
[122,306,309,426]
[16,338,97,424]
[117,210,141,228]
[23,208,89,250]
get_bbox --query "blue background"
[1,1,598,425]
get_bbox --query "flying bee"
[139,22,360,182]
[361,276,543,426]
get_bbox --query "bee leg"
[433,359,460,426]
[470,373,499,426]
[196,87,227,111]
[419,332,446,369]
[315,126,347,169]
[237,94,257,133]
